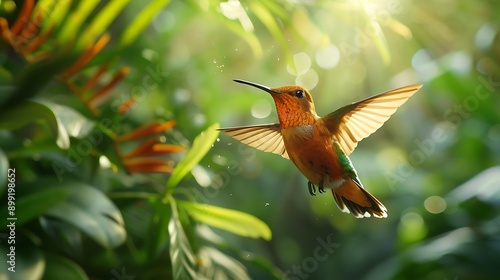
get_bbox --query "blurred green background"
[0,0,499,279]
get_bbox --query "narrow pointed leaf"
[198,247,251,280]
[178,200,272,240]
[58,0,100,43]
[76,0,130,50]
[35,0,71,32]
[119,0,172,48]
[250,3,292,66]
[165,123,220,190]
[147,199,172,258]
[168,198,198,279]
[214,9,262,57]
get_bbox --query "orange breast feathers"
[281,123,343,185]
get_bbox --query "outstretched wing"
[218,123,289,159]
[323,84,423,155]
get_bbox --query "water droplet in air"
[265,202,270,206]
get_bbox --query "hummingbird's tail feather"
[332,178,388,218]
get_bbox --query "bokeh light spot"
[377,147,406,170]
[475,23,496,50]
[152,10,176,32]
[99,156,111,169]
[141,49,158,61]
[287,52,311,76]
[488,124,500,142]
[399,210,427,244]
[251,99,272,119]
[424,196,447,214]
[442,51,471,76]
[174,88,191,103]
[220,0,254,32]
[296,69,318,90]
[192,165,212,187]
[412,49,439,81]
[315,44,340,69]
[401,211,424,227]
[193,113,206,127]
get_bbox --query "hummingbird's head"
[234,79,318,128]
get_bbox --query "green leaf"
[0,100,70,149]
[373,31,391,65]
[42,252,88,280]
[197,226,282,279]
[36,0,72,33]
[168,198,198,279]
[147,199,171,258]
[76,0,131,50]
[250,2,293,65]
[39,101,96,139]
[0,187,69,226]
[198,246,251,280]
[58,0,100,43]
[178,200,272,240]
[360,8,390,65]
[165,123,220,191]
[216,16,263,58]
[259,0,289,20]
[44,181,126,248]
[119,0,172,48]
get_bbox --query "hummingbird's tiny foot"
[318,179,326,193]
[307,181,316,196]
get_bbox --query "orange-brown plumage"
[219,79,422,218]
[269,85,317,128]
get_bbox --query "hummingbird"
[219,80,422,218]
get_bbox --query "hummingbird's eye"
[295,90,304,98]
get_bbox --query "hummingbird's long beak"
[234,79,280,94]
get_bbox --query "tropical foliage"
[1,0,499,280]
